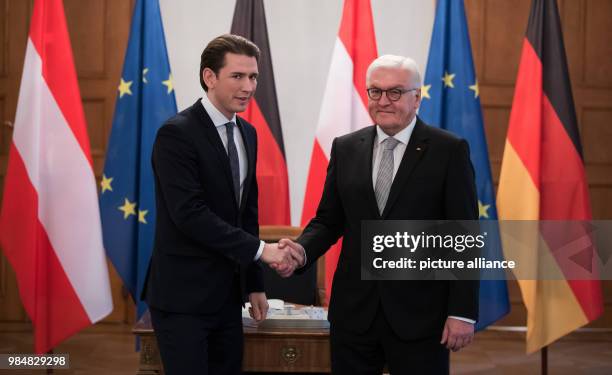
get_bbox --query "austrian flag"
[0,0,112,354]
[301,0,378,302]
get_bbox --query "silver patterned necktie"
[225,121,241,204]
[374,136,400,214]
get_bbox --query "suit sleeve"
[445,139,480,321]
[243,127,264,293]
[152,123,260,266]
[297,138,345,271]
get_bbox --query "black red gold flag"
[231,0,290,224]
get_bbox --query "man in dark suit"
[142,34,302,375]
[279,55,479,374]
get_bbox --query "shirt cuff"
[448,315,476,324]
[254,241,265,261]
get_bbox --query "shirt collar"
[201,91,237,128]
[375,116,417,146]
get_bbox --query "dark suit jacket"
[142,99,263,314]
[298,117,479,340]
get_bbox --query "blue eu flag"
[419,0,510,330]
[100,0,177,318]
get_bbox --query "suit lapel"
[357,126,381,218]
[193,100,238,209]
[381,119,429,218]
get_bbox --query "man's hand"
[248,292,269,322]
[260,242,300,273]
[440,317,474,352]
[273,239,306,278]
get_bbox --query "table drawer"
[243,336,330,373]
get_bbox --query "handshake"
[260,239,306,278]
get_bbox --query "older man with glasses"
[278,55,479,375]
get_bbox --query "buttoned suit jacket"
[298,117,479,340]
[142,99,263,314]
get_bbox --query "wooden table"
[133,311,331,374]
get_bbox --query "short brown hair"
[200,34,260,91]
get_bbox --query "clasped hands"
[261,239,305,278]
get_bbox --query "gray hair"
[366,55,422,88]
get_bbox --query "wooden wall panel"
[590,187,612,220]
[482,106,510,165]
[83,98,107,158]
[4,0,28,115]
[582,108,612,164]
[600,280,612,327]
[465,0,483,76]
[584,0,612,87]
[560,0,584,86]
[482,0,531,84]
[0,0,6,77]
[64,0,107,78]
[105,261,131,323]
[496,281,526,326]
[0,0,27,323]
[0,96,6,152]
[0,252,27,321]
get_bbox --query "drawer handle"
[281,346,300,364]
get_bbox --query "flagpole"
[541,346,548,375]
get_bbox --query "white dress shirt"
[371,116,475,325]
[201,93,265,261]
[371,117,416,188]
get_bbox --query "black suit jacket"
[142,99,263,314]
[298,118,479,340]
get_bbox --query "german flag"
[231,0,290,224]
[497,0,603,353]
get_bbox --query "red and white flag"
[0,0,112,354]
[301,0,378,303]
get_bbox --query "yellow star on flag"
[421,84,431,99]
[442,71,455,88]
[118,198,137,219]
[138,209,148,224]
[118,78,133,98]
[142,68,149,83]
[478,200,490,219]
[162,73,174,94]
[469,80,479,98]
[100,174,113,193]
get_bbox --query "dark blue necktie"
[225,121,240,204]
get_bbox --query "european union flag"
[419,0,510,330]
[100,0,177,318]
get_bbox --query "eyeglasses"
[366,87,418,101]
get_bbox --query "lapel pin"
[416,147,422,151]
